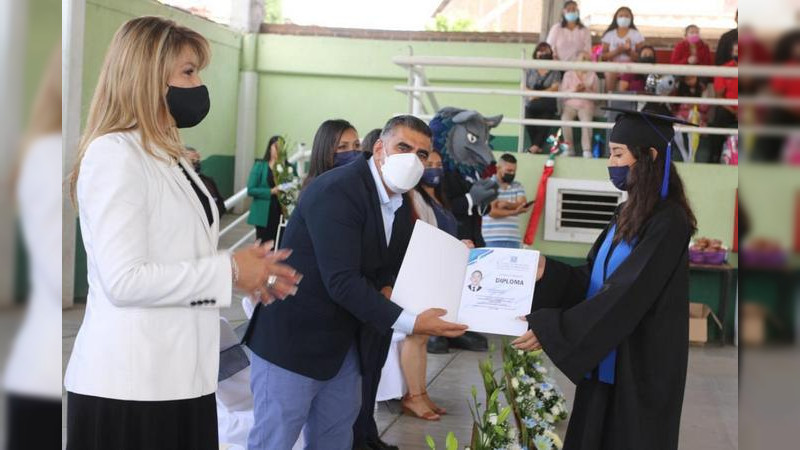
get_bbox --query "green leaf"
[498,405,512,423]
[425,435,436,449]
[445,431,458,450]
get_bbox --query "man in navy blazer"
[244,116,468,450]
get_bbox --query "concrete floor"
[59,213,738,449]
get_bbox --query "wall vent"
[544,178,627,244]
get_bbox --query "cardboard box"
[689,302,722,344]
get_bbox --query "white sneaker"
[582,151,592,158]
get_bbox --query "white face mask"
[380,152,423,194]
[616,16,631,28]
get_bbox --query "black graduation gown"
[527,200,692,450]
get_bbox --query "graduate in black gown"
[512,105,698,450]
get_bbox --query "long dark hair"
[302,119,356,189]
[603,6,637,36]
[263,135,283,162]
[615,145,697,243]
[560,1,585,28]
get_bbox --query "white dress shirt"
[367,157,417,334]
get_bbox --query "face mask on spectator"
[501,173,516,184]
[686,33,701,44]
[639,55,656,64]
[616,16,631,28]
[537,52,553,60]
[334,150,360,168]
[421,168,443,187]
[564,11,579,22]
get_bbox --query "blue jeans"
[247,346,362,450]
[485,240,522,249]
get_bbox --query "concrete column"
[0,0,28,307]
[62,0,86,308]
[231,0,264,213]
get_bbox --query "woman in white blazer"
[64,17,302,450]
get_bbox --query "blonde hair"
[68,16,210,202]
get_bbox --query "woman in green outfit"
[247,136,284,243]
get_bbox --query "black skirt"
[66,391,218,450]
[5,393,61,450]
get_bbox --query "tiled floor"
[60,213,738,449]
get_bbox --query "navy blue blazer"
[243,153,414,380]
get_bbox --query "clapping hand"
[233,240,302,305]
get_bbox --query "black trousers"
[525,98,557,149]
[352,327,394,447]
[5,394,60,450]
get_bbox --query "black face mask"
[166,85,210,128]
[501,173,516,184]
[537,53,553,60]
[639,56,656,64]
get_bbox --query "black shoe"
[368,438,399,450]
[427,336,450,354]
[447,331,488,352]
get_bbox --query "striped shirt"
[482,176,526,243]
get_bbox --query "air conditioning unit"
[544,178,627,244]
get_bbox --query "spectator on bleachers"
[619,46,656,93]
[545,1,591,62]
[715,9,737,66]
[673,76,710,127]
[601,6,645,92]
[524,42,561,153]
[671,25,713,66]
[559,51,599,157]
[698,44,739,163]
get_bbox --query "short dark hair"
[380,115,432,140]
[685,24,699,35]
[499,153,517,164]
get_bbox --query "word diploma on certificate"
[391,220,539,336]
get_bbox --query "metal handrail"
[224,187,248,211]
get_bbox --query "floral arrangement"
[501,343,567,450]
[425,344,568,450]
[271,136,301,215]
[467,353,516,450]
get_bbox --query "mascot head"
[429,107,502,176]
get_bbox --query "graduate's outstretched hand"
[414,308,469,338]
[512,329,541,351]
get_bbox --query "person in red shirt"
[671,25,713,66]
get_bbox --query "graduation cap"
[602,103,696,199]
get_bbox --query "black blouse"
[180,165,214,227]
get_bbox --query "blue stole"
[585,224,634,384]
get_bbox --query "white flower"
[511,378,520,389]
[536,366,548,374]
[488,413,498,425]
[517,350,524,356]
[544,413,555,422]
[518,368,525,376]
[288,166,294,174]
[276,164,284,173]
[544,391,553,400]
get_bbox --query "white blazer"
[64,130,233,401]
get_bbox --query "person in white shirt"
[600,6,646,91]
[63,16,301,450]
